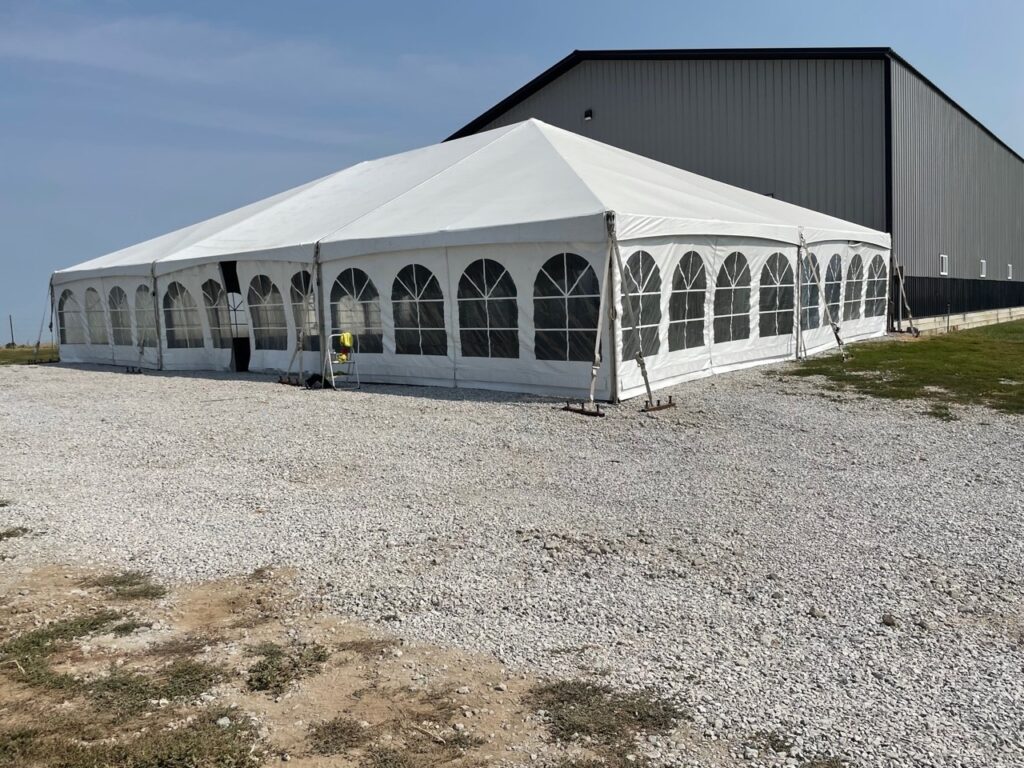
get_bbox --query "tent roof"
[53,119,889,284]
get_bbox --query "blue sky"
[2,0,1021,343]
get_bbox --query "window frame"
[712,251,751,344]
[57,289,85,345]
[108,286,133,346]
[289,270,320,351]
[247,275,289,351]
[457,258,519,359]
[939,253,949,276]
[620,250,662,359]
[84,287,109,345]
[800,253,821,331]
[532,252,601,363]
[135,285,157,349]
[201,279,232,349]
[864,254,889,318]
[668,251,707,352]
[331,268,383,354]
[980,259,987,278]
[392,264,447,357]
[758,252,795,339]
[163,281,204,349]
[842,254,865,322]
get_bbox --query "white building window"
[939,254,949,276]
[980,259,987,278]
[1009,264,1014,280]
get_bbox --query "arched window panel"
[108,287,133,346]
[331,268,383,354]
[759,253,795,338]
[163,281,204,349]
[457,258,519,359]
[621,250,662,359]
[201,279,232,349]
[57,290,85,345]
[533,253,600,362]
[247,275,288,350]
[843,254,865,321]
[800,254,821,331]
[84,287,108,345]
[135,285,157,348]
[864,255,888,318]
[824,254,843,325]
[668,252,706,351]
[290,270,320,351]
[392,264,447,356]
[713,252,751,343]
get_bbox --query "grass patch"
[86,659,224,715]
[788,321,1024,414]
[1,611,123,661]
[81,571,168,600]
[0,708,259,768]
[0,345,58,366]
[0,610,124,692]
[308,715,370,754]
[527,680,679,745]
[0,527,29,542]
[246,641,329,695]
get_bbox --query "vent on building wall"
[583,108,593,121]
[980,259,987,278]
[939,254,949,276]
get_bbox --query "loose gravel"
[1,362,1022,768]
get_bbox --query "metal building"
[449,48,1024,324]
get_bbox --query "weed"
[147,634,216,658]
[0,500,10,509]
[308,715,369,754]
[0,527,29,542]
[246,641,329,694]
[443,730,486,751]
[362,746,416,768]
[81,571,168,600]
[110,619,151,637]
[337,638,398,658]
[527,680,680,746]
[926,402,959,421]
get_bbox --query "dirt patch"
[0,565,699,767]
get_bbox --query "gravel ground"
[1,361,1022,768]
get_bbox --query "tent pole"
[588,216,615,405]
[314,242,329,384]
[795,232,804,360]
[151,263,164,371]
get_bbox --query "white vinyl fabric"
[51,119,890,400]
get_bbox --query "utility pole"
[8,314,13,347]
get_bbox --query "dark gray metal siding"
[479,58,888,232]
[890,59,1024,282]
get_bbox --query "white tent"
[51,119,891,401]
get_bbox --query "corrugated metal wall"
[481,58,888,231]
[890,59,1024,282]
